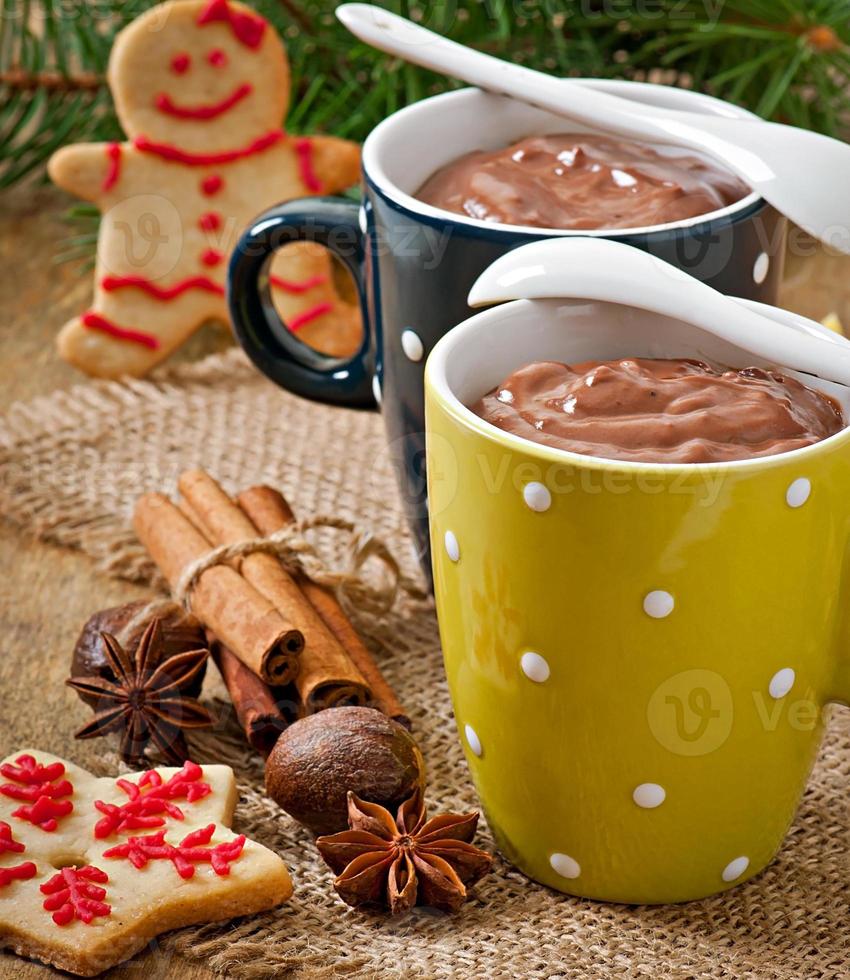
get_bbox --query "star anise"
[66,618,213,766]
[315,790,492,915]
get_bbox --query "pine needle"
[1,0,848,255]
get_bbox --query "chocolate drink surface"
[472,358,844,464]
[416,133,749,230]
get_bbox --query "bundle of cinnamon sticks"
[133,472,408,755]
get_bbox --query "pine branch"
[1,0,848,202]
[599,0,850,131]
[1,67,101,90]
[274,0,314,34]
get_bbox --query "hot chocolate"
[417,133,749,230]
[472,358,844,463]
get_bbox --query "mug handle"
[227,197,375,408]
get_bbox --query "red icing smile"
[155,82,252,120]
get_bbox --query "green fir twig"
[4,0,849,193]
[3,0,849,263]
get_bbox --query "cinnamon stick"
[237,485,411,729]
[133,493,303,686]
[210,638,287,756]
[178,470,370,714]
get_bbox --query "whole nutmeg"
[265,706,425,835]
[70,600,207,707]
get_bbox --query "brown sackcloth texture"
[1,347,850,979]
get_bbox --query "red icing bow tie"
[197,0,266,49]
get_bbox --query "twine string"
[118,517,428,645]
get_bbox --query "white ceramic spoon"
[467,236,850,386]
[337,3,850,254]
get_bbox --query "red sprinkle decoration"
[198,211,222,232]
[293,137,322,193]
[208,48,228,67]
[93,760,211,840]
[135,130,284,167]
[155,83,252,121]
[1,755,74,832]
[102,274,224,300]
[0,755,72,801]
[0,862,37,889]
[201,248,224,267]
[0,821,25,855]
[288,302,333,333]
[170,52,191,74]
[11,797,74,833]
[269,273,327,294]
[0,824,32,891]
[197,0,266,50]
[40,867,111,926]
[82,312,160,350]
[103,142,122,191]
[201,174,223,196]
[104,824,246,880]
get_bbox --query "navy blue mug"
[229,82,787,575]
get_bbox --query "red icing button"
[41,867,111,926]
[208,48,228,67]
[171,52,191,74]
[201,174,223,196]
[201,248,224,267]
[94,760,211,839]
[103,824,246,880]
[199,211,222,232]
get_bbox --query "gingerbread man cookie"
[49,0,361,378]
[0,751,292,976]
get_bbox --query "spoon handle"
[468,238,850,387]
[337,4,704,144]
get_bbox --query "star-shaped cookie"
[0,750,292,976]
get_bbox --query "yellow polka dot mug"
[425,239,850,904]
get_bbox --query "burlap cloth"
[1,348,850,979]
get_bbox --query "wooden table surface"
[0,184,219,979]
